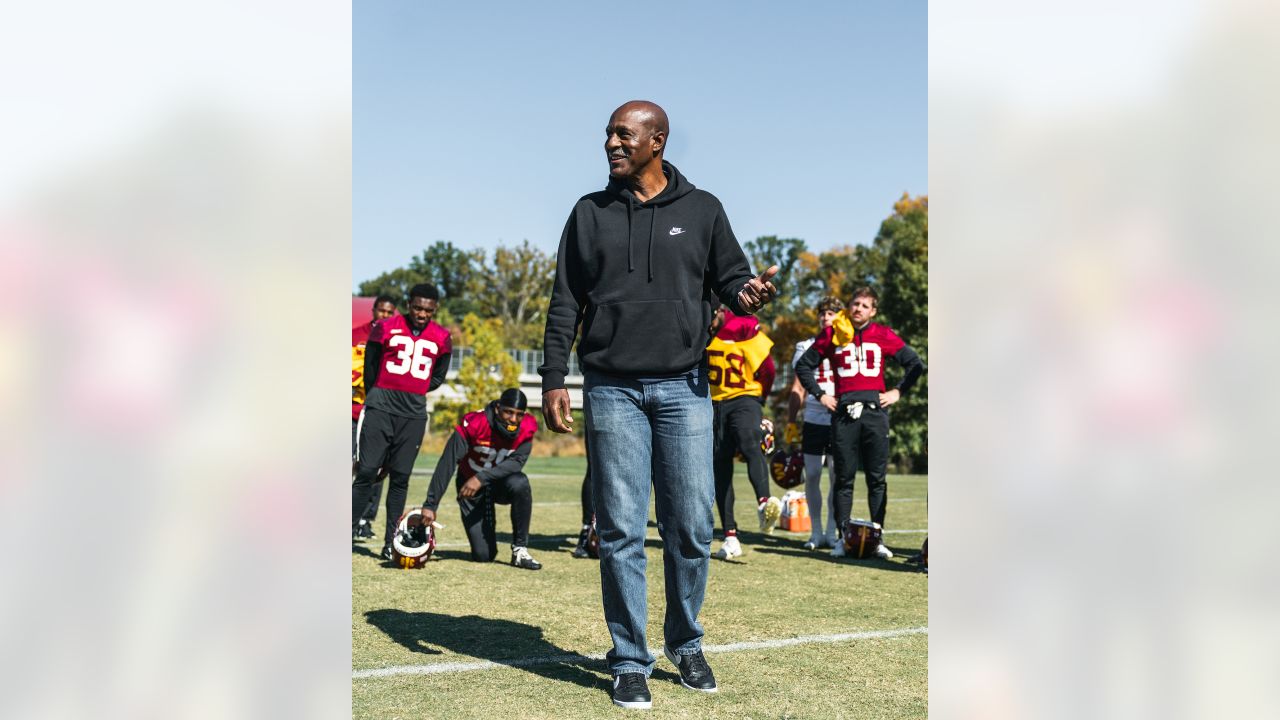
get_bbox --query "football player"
[794,287,925,560]
[705,300,781,560]
[352,283,453,561]
[572,440,597,559]
[419,389,543,570]
[352,295,398,541]
[785,296,842,550]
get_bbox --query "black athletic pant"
[830,394,890,530]
[458,472,533,562]
[352,418,384,522]
[712,395,771,534]
[352,406,426,544]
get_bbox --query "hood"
[605,161,698,281]
[716,310,761,342]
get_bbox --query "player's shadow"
[365,609,607,689]
[351,544,382,560]
[754,540,924,573]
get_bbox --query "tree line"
[358,193,927,471]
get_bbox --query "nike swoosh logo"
[669,227,685,236]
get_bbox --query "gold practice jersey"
[706,331,774,402]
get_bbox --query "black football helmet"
[841,519,883,559]
[770,448,805,489]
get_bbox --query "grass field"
[353,455,928,719]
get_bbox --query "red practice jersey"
[367,314,453,396]
[455,410,539,482]
[808,323,906,395]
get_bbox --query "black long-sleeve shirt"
[422,431,532,511]
[794,344,925,402]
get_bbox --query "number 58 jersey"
[368,314,453,396]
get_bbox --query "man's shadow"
[365,609,601,688]
[364,609,680,691]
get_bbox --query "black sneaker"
[611,672,652,709]
[572,526,591,558]
[356,520,375,541]
[663,646,717,692]
[380,543,395,562]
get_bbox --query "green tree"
[357,240,485,318]
[356,266,428,307]
[409,241,486,318]
[431,313,521,433]
[477,239,555,347]
[875,194,928,471]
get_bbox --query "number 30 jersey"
[455,409,539,482]
[807,322,906,395]
[368,314,453,396]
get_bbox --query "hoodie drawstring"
[647,206,656,281]
[626,201,635,272]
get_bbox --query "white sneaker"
[713,536,743,560]
[758,497,782,534]
[803,539,818,551]
[875,543,894,560]
[830,542,846,558]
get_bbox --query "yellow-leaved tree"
[431,313,521,433]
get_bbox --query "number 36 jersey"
[368,314,453,396]
[455,409,539,482]
[807,322,906,395]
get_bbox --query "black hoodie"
[539,161,755,391]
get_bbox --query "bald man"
[539,100,779,709]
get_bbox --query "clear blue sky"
[354,0,926,290]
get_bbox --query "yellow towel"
[831,309,856,345]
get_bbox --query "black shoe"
[356,520,375,541]
[380,543,395,562]
[663,646,717,692]
[572,526,591,558]
[611,672,652,709]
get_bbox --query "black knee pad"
[506,473,531,496]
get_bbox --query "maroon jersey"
[808,323,906,395]
[368,314,453,396]
[455,410,539,482]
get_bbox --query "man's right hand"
[820,394,838,412]
[420,507,436,526]
[542,388,574,433]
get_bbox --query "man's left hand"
[458,476,483,499]
[879,388,901,407]
[737,265,780,314]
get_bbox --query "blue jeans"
[584,368,716,677]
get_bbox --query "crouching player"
[420,389,543,570]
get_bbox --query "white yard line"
[353,626,927,679]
